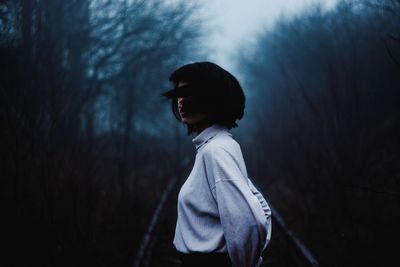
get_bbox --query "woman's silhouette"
[161,61,272,267]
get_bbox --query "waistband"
[179,252,231,266]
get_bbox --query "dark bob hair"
[161,61,245,135]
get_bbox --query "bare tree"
[1,0,205,265]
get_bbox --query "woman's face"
[177,81,208,125]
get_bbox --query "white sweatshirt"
[173,123,272,267]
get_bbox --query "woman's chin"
[181,113,208,125]
[182,118,194,124]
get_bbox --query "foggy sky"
[197,0,338,76]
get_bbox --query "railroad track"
[132,168,320,267]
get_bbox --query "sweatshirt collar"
[192,123,230,151]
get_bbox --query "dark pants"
[179,252,232,267]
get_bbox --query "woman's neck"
[193,120,212,135]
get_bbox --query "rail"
[132,173,320,267]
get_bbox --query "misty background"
[1,0,399,266]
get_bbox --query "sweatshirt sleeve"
[203,145,271,267]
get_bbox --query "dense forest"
[238,0,400,266]
[1,0,202,266]
[1,0,399,266]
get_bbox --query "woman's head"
[161,61,245,135]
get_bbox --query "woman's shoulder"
[200,132,241,157]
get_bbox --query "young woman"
[161,62,272,267]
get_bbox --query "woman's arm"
[203,145,271,267]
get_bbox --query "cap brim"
[160,85,199,98]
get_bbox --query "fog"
[1,0,399,266]
[200,0,338,72]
